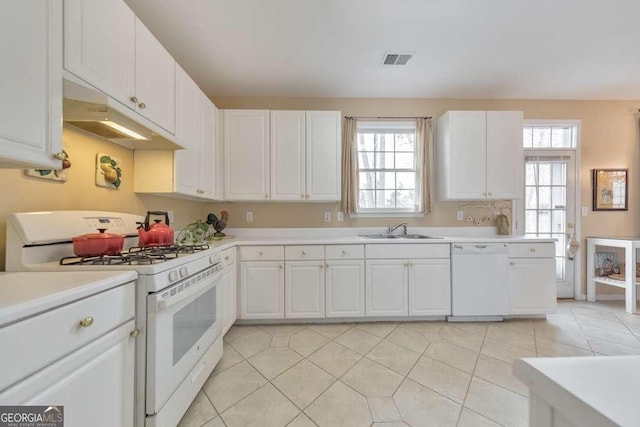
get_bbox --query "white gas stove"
[6,211,224,427]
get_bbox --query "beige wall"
[211,96,640,296]
[0,126,209,270]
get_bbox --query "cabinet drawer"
[326,245,364,260]
[0,282,135,392]
[285,245,324,261]
[366,244,450,259]
[239,246,284,261]
[220,247,236,267]
[508,242,555,258]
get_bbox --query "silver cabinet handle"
[258,251,263,256]
[302,251,306,255]
[325,263,329,268]
[342,250,347,255]
[130,329,140,338]
[225,256,230,260]
[138,102,146,109]
[130,96,138,103]
[409,262,415,267]
[530,248,536,252]
[475,245,487,249]
[320,264,323,269]
[196,189,204,194]
[510,261,516,266]
[453,245,463,249]
[279,265,283,269]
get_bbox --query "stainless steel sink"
[360,234,443,239]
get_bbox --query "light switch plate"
[582,206,589,216]
[456,210,464,221]
[324,211,331,222]
[337,212,344,222]
[246,211,253,222]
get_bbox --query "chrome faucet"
[388,222,408,235]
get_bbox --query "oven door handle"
[151,274,221,313]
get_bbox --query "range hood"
[62,77,182,150]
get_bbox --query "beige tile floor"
[178,300,640,427]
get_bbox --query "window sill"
[349,212,425,218]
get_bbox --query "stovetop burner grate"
[59,244,210,266]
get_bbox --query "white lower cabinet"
[285,261,325,318]
[0,320,135,427]
[326,260,365,317]
[509,257,557,315]
[408,259,451,316]
[221,264,237,334]
[240,261,284,319]
[366,260,409,316]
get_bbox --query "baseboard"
[595,294,640,301]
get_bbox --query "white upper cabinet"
[271,111,306,200]
[0,0,62,169]
[198,97,218,199]
[173,65,199,195]
[64,0,136,108]
[134,70,219,201]
[134,18,175,134]
[306,111,342,201]
[436,110,523,201]
[224,109,341,201]
[224,110,271,200]
[486,111,524,199]
[64,0,175,134]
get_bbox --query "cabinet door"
[365,260,408,316]
[134,18,175,133]
[271,111,306,200]
[408,259,451,316]
[0,0,62,169]
[509,258,557,315]
[64,0,136,108]
[306,111,342,201]
[174,65,199,196]
[0,321,135,427]
[198,97,217,198]
[439,111,487,200]
[224,110,270,200]
[326,260,365,318]
[486,111,524,199]
[240,261,284,319]
[222,265,237,335]
[285,261,325,318]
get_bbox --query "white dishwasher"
[450,243,509,321]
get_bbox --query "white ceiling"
[125,0,640,99]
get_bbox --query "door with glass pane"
[524,156,575,297]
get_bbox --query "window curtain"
[341,117,358,213]
[416,118,432,213]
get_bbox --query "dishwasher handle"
[452,243,508,254]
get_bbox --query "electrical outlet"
[337,211,344,222]
[456,210,464,221]
[167,211,174,224]
[246,211,253,222]
[582,206,589,217]
[324,211,331,222]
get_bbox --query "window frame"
[353,121,423,216]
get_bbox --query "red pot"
[72,228,124,257]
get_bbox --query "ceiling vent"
[383,52,413,65]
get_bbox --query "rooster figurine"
[206,210,229,237]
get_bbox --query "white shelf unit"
[586,237,640,314]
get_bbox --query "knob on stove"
[209,255,216,265]
[168,270,179,282]
[180,267,188,278]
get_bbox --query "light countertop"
[514,356,640,427]
[0,271,138,327]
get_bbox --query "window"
[356,121,421,213]
[523,125,576,148]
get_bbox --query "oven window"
[173,285,217,365]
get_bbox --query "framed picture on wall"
[592,169,628,211]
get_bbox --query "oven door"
[146,264,222,415]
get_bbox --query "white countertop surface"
[514,356,640,426]
[0,271,138,327]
